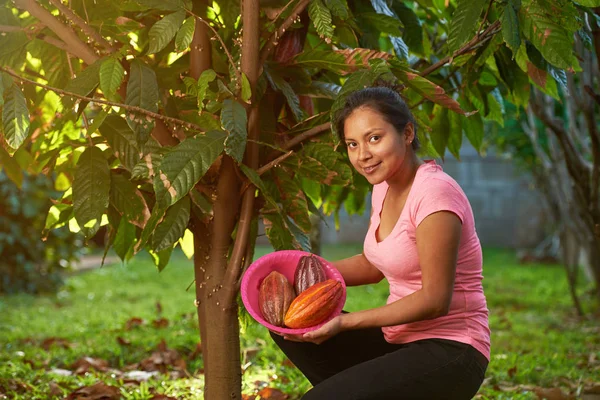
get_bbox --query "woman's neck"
[386,153,423,197]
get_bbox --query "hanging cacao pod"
[258,271,295,327]
[284,279,343,329]
[294,255,327,295]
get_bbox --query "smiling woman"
[268,84,491,400]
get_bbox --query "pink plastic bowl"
[240,250,347,335]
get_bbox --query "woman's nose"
[358,146,371,160]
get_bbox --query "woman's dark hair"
[334,82,420,151]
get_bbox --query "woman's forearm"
[339,288,449,330]
[331,254,384,287]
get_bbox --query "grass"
[0,245,598,399]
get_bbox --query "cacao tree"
[0,0,595,398]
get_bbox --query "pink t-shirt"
[363,160,491,360]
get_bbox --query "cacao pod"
[294,255,327,295]
[284,279,343,329]
[259,271,295,327]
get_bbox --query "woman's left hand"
[283,315,344,344]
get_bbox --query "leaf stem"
[0,67,204,132]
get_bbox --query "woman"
[270,85,490,400]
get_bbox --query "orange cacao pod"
[259,271,295,327]
[294,255,327,295]
[284,279,343,329]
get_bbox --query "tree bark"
[202,156,242,399]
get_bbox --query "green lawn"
[0,246,598,399]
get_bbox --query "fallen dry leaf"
[116,336,131,346]
[508,365,518,378]
[152,318,169,328]
[49,381,63,397]
[140,339,186,373]
[124,317,144,330]
[65,382,120,400]
[188,342,203,360]
[71,357,109,375]
[149,394,177,400]
[41,337,72,350]
[257,387,289,400]
[533,387,574,400]
[585,385,600,394]
[156,301,163,315]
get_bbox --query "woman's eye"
[347,142,357,149]
[369,135,380,142]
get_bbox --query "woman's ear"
[404,122,415,145]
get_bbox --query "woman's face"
[343,107,413,185]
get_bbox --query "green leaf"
[519,0,581,70]
[447,111,463,159]
[501,1,521,54]
[219,0,241,28]
[331,68,383,123]
[110,172,151,228]
[134,0,190,10]
[273,169,311,233]
[86,109,109,137]
[135,205,166,253]
[0,72,11,106]
[175,16,195,52]
[99,115,141,171]
[573,0,600,6]
[286,215,311,252]
[325,0,349,19]
[99,57,125,101]
[393,2,424,54]
[430,105,450,158]
[153,196,190,251]
[302,143,352,185]
[221,99,247,163]
[2,85,30,150]
[262,212,297,250]
[150,247,173,271]
[358,12,403,36]
[486,88,505,127]
[148,10,186,54]
[267,70,304,122]
[125,60,160,147]
[239,164,279,211]
[393,68,471,115]
[73,147,110,238]
[63,58,103,110]
[0,144,22,187]
[447,0,488,52]
[241,73,252,103]
[459,97,484,151]
[309,0,334,40]
[293,50,348,75]
[197,69,217,110]
[281,154,330,182]
[113,217,136,263]
[154,130,226,209]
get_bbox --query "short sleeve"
[412,178,466,227]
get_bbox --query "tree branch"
[1,67,204,132]
[259,0,311,66]
[223,0,261,310]
[12,0,99,65]
[46,0,116,53]
[420,20,501,78]
[189,1,212,79]
[477,0,495,38]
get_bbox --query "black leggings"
[270,326,488,400]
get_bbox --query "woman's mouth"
[363,163,381,174]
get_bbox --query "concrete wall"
[319,143,547,249]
